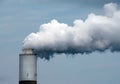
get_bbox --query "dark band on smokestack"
[19,81,36,84]
[19,49,37,84]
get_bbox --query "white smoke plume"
[23,3,120,60]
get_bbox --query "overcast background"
[0,0,120,84]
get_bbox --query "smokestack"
[19,49,37,84]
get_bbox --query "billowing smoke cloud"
[23,3,120,60]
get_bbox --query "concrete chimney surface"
[19,49,37,84]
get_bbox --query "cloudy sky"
[0,0,120,84]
